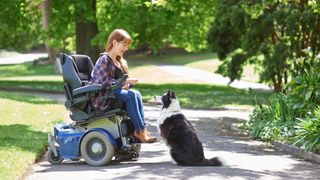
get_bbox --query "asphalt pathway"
[0,52,47,65]
[23,93,320,180]
[157,65,272,91]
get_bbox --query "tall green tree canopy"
[90,0,218,52]
[0,0,218,58]
[208,0,320,91]
[0,0,42,51]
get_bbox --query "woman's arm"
[91,55,117,89]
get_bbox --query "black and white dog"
[155,90,222,166]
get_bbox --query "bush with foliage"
[208,0,320,92]
[249,93,295,141]
[294,108,320,153]
[248,51,320,152]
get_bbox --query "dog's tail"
[200,157,222,166]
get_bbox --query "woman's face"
[112,40,129,57]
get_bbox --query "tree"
[75,0,99,61]
[42,0,56,64]
[0,0,42,51]
[96,0,218,53]
[49,0,99,61]
[1,0,219,61]
[208,0,320,92]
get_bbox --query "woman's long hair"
[105,29,132,74]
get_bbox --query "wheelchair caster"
[131,152,139,159]
[47,149,63,165]
[115,154,131,161]
[71,158,80,161]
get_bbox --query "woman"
[90,29,157,143]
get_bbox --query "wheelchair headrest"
[60,54,82,91]
[72,54,94,81]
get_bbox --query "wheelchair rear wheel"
[81,131,114,166]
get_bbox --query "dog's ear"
[170,91,176,99]
[162,91,171,109]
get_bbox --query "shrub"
[248,51,320,152]
[248,93,295,141]
[294,107,320,152]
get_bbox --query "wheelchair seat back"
[72,54,94,85]
[60,54,92,121]
[60,53,125,122]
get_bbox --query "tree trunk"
[75,0,99,63]
[42,0,57,65]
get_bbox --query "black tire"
[47,149,63,165]
[80,131,114,166]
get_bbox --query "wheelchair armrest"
[110,74,128,91]
[73,84,103,96]
[99,74,128,101]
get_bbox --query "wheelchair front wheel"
[81,131,114,166]
[47,149,63,165]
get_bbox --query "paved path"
[158,65,272,91]
[23,93,320,180]
[0,52,47,65]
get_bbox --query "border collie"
[155,90,222,166]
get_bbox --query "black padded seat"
[72,54,94,85]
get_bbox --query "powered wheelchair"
[47,53,141,166]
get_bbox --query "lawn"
[0,51,260,83]
[0,91,65,179]
[127,51,260,83]
[0,52,271,109]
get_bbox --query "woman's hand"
[126,77,139,85]
[122,77,138,89]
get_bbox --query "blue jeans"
[113,88,146,131]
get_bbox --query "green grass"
[127,51,218,67]
[0,80,271,109]
[136,83,270,109]
[0,80,63,92]
[0,53,271,109]
[0,63,56,78]
[127,51,259,83]
[0,91,65,179]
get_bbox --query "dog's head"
[158,90,181,112]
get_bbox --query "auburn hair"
[105,29,132,74]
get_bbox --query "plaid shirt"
[90,53,118,110]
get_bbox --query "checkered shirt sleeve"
[90,54,117,89]
[90,54,117,110]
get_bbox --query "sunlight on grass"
[0,92,66,179]
[0,75,62,81]
[136,83,271,109]
[0,63,56,78]
[0,50,20,58]
[127,51,218,67]
[186,59,221,73]
[127,52,260,83]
